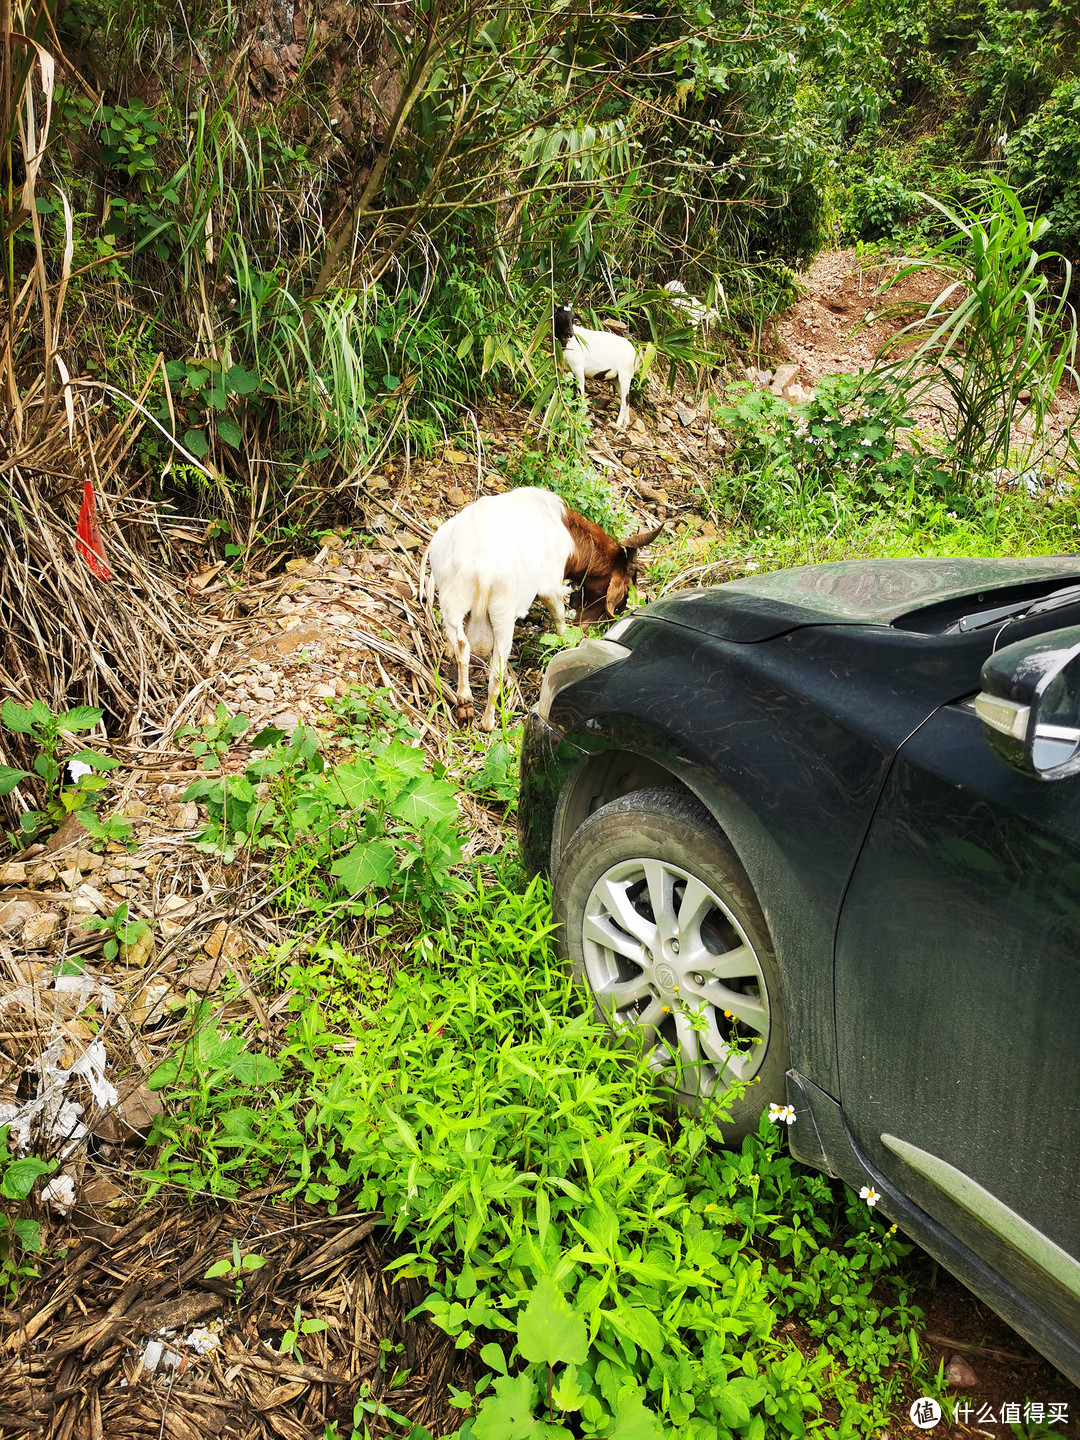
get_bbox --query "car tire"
[552,786,789,1138]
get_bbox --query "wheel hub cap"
[580,856,771,1101]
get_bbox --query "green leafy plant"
[869,178,1079,482]
[80,902,152,963]
[0,698,124,846]
[0,1128,52,1300]
[278,1302,328,1362]
[204,1239,267,1301]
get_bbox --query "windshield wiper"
[953,581,1080,633]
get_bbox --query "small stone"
[182,954,233,993]
[44,812,90,855]
[945,1355,978,1388]
[310,683,336,700]
[78,1175,132,1221]
[172,803,199,830]
[251,685,276,702]
[119,929,154,968]
[58,867,82,891]
[444,486,467,507]
[272,711,299,732]
[29,862,58,886]
[92,1081,163,1144]
[0,862,27,885]
[122,799,148,820]
[204,920,246,964]
[0,898,40,937]
[770,364,799,395]
[73,850,104,872]
[675,405,697,426]
[23,910,61,950]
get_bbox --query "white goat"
[554,304,636,430]
[664,279,722,330]
[421,487,660,731]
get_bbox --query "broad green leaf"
[516,1276,588,1367]
[479,1342,507,1375]
[0,699,37,734]
[183,428,209,458]
[224,364,260,395]
[229,1051,281,1085]
[147,1057,180,1090]
[70,748,121,770]
[391,772,459,830]
[13,1216,42,1253]
[551,1363,588,1412]
[609,1394,665,1440]
[217,416,242,447]
[1,1155,53,1199]
[331,839,397,894]
[242,1253,267,1270]
[204,1258,234,1278]
[472,1373,541,1440]
[60,706,103,732]
[0,765,31,796]
[332,762,382,810]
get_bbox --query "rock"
[0,898,40,937]
[68,883,107,917]
[675,405,697,426]
[444,486,467,507]
[58,867,82,891]
[92,1080,164,1144]
[29,862,58,886]
[272,711,299,732]
[44,812,91,855]
[172,802,199,830]
[770,364,800,395]
[78,1176,133,1222]
[122,799,148,819]
[182,954,233,993]
[0,861,27,885]
[73,850,104,872]
[310,683,336,700]
[119,928,154,968]
[945,1355,978,1388]
[204,920,247,964]
[23,910,61,950]
[251,685,276,702]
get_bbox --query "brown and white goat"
[420,487,661,730]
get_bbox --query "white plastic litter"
[185,1326,221,1355]
[5,1034,118,1157]
[41,1174,76,1215]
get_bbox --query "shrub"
[1007,80,1080,264]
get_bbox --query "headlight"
[538,637,631,721]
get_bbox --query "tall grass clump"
[870,177,1079,484]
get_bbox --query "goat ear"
[621,522,664,553]
[605,571,629,617]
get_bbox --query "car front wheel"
[552,787,788,1137]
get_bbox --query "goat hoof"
[454,701,475,725]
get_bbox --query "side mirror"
[975,625,1080,779]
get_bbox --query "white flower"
[859,1184,881,1207]
[860,437,873,446]
[67,759,93,783]
[769,1103,796,1125]
[997,133,1008,148]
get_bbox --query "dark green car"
[520,556,1080,1384]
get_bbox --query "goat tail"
[418,543,434,608]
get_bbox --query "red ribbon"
[76,480,111,581]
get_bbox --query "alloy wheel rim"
[580,857,770,1098]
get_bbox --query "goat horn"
[622,523,664,550]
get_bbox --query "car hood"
[644,556,1080,642]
